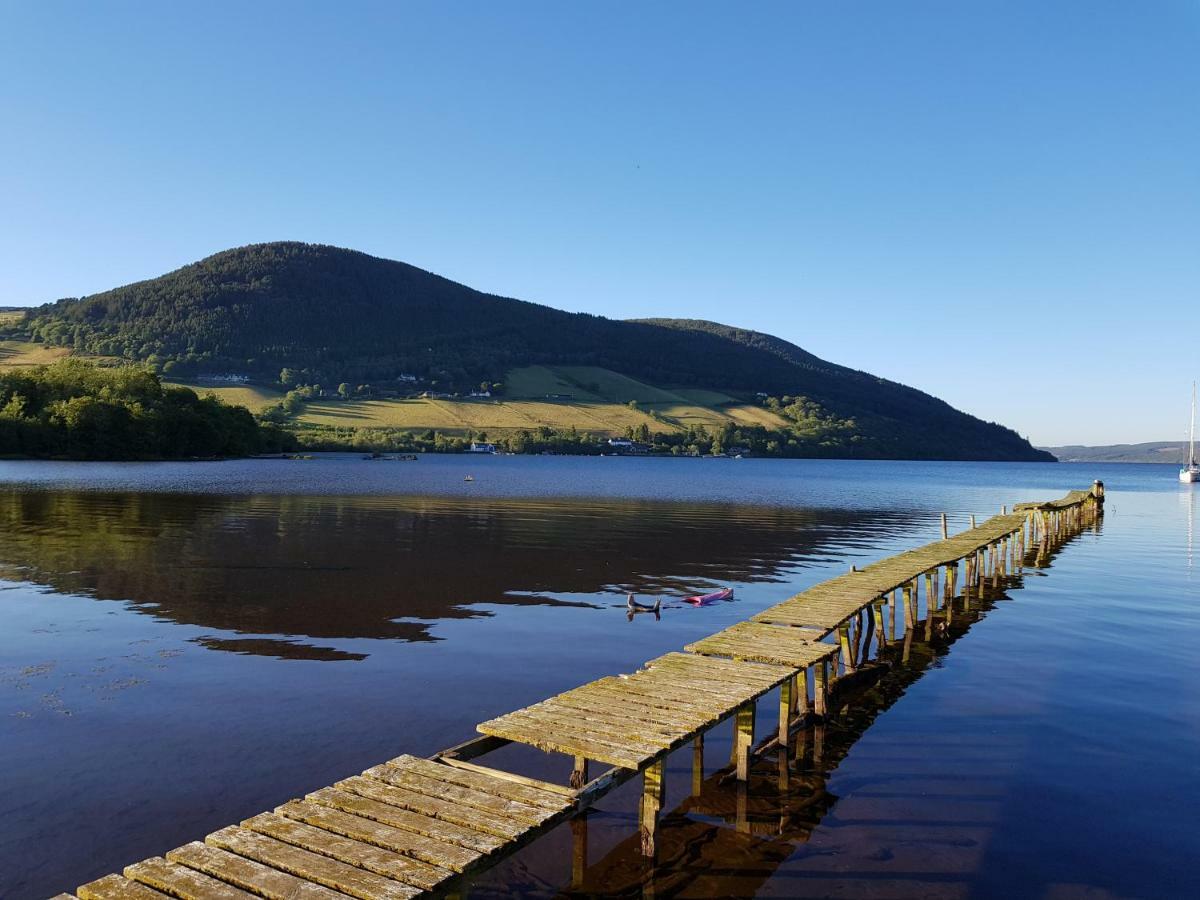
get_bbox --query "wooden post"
[903,581,916,630]
[691,734,704,796]
[970,514,977,529]
[947,561,958,600]
[889,588,897,640]
[837,621,855,674]
[814,660,828,717]
[778,678,793,746]
[873,598,887,649]
[571,756,589,790]
[940,513,948,539]
[924,571,935,613]
[639,759,664,856]
[734,701,755,781]
[796,669,810,717]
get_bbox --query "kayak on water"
[683,587,734,606]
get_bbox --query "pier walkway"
[58,483,1104,900]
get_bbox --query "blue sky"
[2,1,1197,445]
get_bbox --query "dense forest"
[17,241,1052,461]
[0,360,294,459]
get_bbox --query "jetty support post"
[814,660,829,718]
[639,759,664,856]
[941,513,948,539]
[571,756,589,790]
[691,735,704,796]
[734,701,756,781]
[778,677,793,746]
[837,621,856,674]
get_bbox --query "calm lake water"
[1,457,1197,898]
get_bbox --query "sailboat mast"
[1191,382,1196,467]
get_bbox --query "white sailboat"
[1181,382,1200,483]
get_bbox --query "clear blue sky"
[2,1,1197,445]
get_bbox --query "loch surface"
[1,457,1197,898]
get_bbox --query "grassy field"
[166,381,283,413]
[0,340,71,370]
[297,366,788,436]
[0,310,27,328]
[0,340,786,437]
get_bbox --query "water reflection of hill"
[0,491,894,656]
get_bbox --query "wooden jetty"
[57,483,1104,900]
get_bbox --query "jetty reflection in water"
[470,522,1097,899]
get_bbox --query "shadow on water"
[469,522,1099,899]
[0,490,906,657]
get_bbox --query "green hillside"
[13,242,1052,460]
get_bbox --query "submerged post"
[814,659,829,717]
[734,701,756,781]
[941,513,948,539]
[639,759,664,856]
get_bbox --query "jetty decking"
[58,483,1104,900]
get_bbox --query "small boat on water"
[683,587,734,606]
[1183,382,1200,484]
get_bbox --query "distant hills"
[1040,442,1185,464]
[13,242,1051,460]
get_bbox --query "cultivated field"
[0,340,71,370]
[166,382,283,413]
[296,366,789,436]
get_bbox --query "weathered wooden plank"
[520,698,683,741]
[205,826,418,900]
[387,756,567,811]
[434,758,576,799]
[124,857,257,899]
[309,785,502,854]
[587,677,735,713]
[476,715,648,769]
[633,665,780,699]
[365,765,549,825]
[77,875,171,900]
[338,776,527,841]
[481,707,667,756]
[507,703,683,747]
[280,798,481,873]
[166,841,346,900]
[548,692,701,731]
[242,812,451,892]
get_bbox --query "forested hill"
[19,241,1051,461]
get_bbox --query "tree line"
[0,360,294,459]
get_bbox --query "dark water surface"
[1,457,1196,898]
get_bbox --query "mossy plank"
[166,842,344,900]
[124,857,257,899]
[347,774,532,838]
[364,766,549,826]
[205,826,419,900]
[279,798,480,873]
[77,875,171,900]
[242,812,451,892]
[385,756,567,812]
[332,778,513,848]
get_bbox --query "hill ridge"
[18,241,1051,461]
